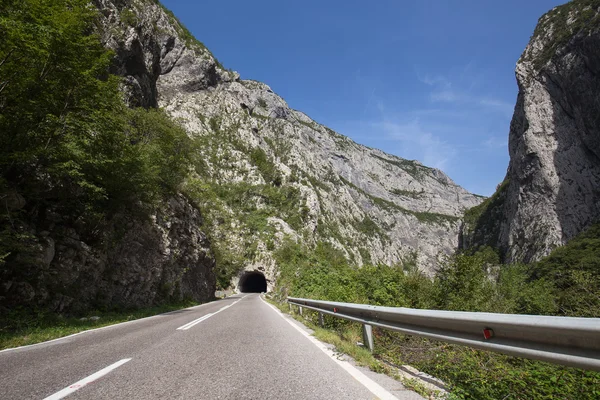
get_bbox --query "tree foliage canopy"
[0,0,193,276]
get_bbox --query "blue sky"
[161,0,565,196]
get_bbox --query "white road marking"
[260,296,399,400]
[176,295,247,331]
[42,358,131,400]
[0,297,241,354]
[176,313,214,330]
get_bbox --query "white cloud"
[483,136,508,149]
[417,73,452,89]
[418,65,512,116]
[341,63,513,187]
[376,119,457,171]
[430,90,461,103]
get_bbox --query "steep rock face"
[165,80,482,278]
[94,0,482,284]
[2,195,215,313]
[1,1,218,313]
[94,0,236,108]
[462,1,600,263]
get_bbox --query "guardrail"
[287,297,600,372]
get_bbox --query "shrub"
[0,0,195,291]
[120,9,138,26]
[250,147,282,186]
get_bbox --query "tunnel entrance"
[238,271,267,293]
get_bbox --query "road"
[0,294,424,399]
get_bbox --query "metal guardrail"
[287,297,600,371]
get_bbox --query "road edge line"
[260,296,399,400]
[0,296,245,354]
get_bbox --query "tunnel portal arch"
[238,271,267,293]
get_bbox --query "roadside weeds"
[0,299,203,351]
[263,296,447,399]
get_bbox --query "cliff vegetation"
[0,0,215,314]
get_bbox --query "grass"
[294,118,317,130]
[265,298,377,367]
[264,297,442,399]
[353,216,389,241]
[307,175,331,193]
[372,154,432,181]
[269,295,600,399]
[312,327,376,366]
[0,299,201,350]
[377,330,600,400]
[390,188,424,199]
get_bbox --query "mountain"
[0,0,481,312]
[97,0,483,285]
[461,0,600,263]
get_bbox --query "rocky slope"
[461,0,600,263]
[0,1,216,313]
[95,0,483,288]
[2,193,215,313]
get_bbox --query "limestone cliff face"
[94,0,482,285]
[1,1,218,313]
[2,195,215,313]
[462,0,600,263]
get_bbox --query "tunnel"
[238,271,267,293]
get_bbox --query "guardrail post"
[318,312,324,327]
[362,324,374,353]
[287,296,600,371]
[288,302,292,312]
[299,306,303,316]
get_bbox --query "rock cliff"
[2,194,215,313]
[461,0,600,263]
[94,0,483,286]
[1,0,483,313]
[0,0,217,313]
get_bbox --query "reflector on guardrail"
[287,296,600,371]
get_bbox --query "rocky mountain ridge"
[0,0,483,313]
[461,0,600,263]
[96,0,483,287]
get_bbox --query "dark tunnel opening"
[238,271,267,293]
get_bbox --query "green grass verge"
[263,297,440,399]
[377,330,600,400]
[0,300,201,350]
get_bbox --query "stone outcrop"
[0,1,220,313]
[461,0,600,263]
[1,194,215,313]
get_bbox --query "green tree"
[434,248,497,311]
[0,0,126,211]
[0,0,197,296]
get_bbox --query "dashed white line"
[42,358,131,400]
[260,296,399,400]
[176,313,214,331]
[176,295,247,331]
[0,298,224,354]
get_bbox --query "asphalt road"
[0,294,423,399]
